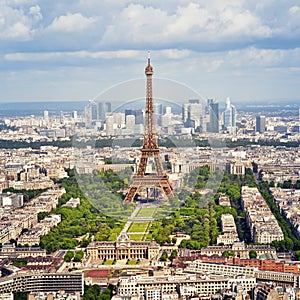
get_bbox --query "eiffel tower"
[124,53,173,203]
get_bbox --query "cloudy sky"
[0,0,300,104]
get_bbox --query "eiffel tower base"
[124,175,173,203]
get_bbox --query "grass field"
[127,259,139,265]
[102,260,115,265]
[136,207,157,218]
[127,222,149,233]
[128,234,144,241]
[143,234,153,241]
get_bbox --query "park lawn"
[108,232,118,241]
[143,233,153,241]
[103,260,115,265]
[127,259,139,265]
[128,234,144,241]
[136,207,156,218]
[127,222,149,233]
[108,227,123,241]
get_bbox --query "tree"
[64,250,74,262]
[160,251,168,261]
[249,250,257,259]
[222,251,235,257]
[169,250,178,261]
[294,250,300,261]
[74,250,84,262]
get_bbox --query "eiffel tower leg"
[124,186,138,203]
[162,185,173,199]
[154,154,164,176]
[137,156,148,176]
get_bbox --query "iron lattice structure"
[124,54,173,203]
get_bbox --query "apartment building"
[116,273,256,299]
[242,186,284,244]
[216,213,238,245]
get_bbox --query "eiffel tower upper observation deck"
[124,53,174,203]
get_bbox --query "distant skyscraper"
[105,115,114,136]
[72,110,78,120]
[43,110,49,123]
[189,99,200,104]
[60,111,64,124]
[126,114,135,134]
[207,99,219,133]
[98,101,112,122]
[223,97,236,134]
[182,99,203,131]
[256,115,266,133]
[154,103,163,115]
[105,102,111,113]
[125,109,143,124]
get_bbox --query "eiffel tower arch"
[124,53,173,203]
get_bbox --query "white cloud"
[289,6,300,15]
[0,3,40,40]
[29,5,42,21]
[47,12,96,33]
[203,59,224,72]
[159,49,191,59]
[101,2,274,48]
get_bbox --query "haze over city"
[0,0,300,103]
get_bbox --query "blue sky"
[0,0,300,103]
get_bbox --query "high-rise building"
[105,102,111,113]
[182,99,204,131]
[43,110,49,123]
[105,115,114,136]
[59,111,64,124]
[223,97,236,134]
[85,100,98,127]
[154,103,163,115]
[256,115,266,133]
[98,102,111,121]
[125,114,135,134]
[207,99,219,133]
[72,110,78,120]
[125,109,144,124]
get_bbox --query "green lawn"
[128,234,144,241]
[136,207,157,218]
[127,259,139,265]
[108,227,123,241]
[103,260,115,265]
[127,222,149,233]
[143,233,153,241]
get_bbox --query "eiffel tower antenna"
[124,52,173,203]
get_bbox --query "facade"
[0,243,46,258]
[216,213,238,245]
[186,260,255,277]
[0,193,23,209]
[116,273,256,299]
[0,273,83,294]
[200,241,276,259]
[174,255,300,274]
[87,233,160,261]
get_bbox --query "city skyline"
[0,1,300,104]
